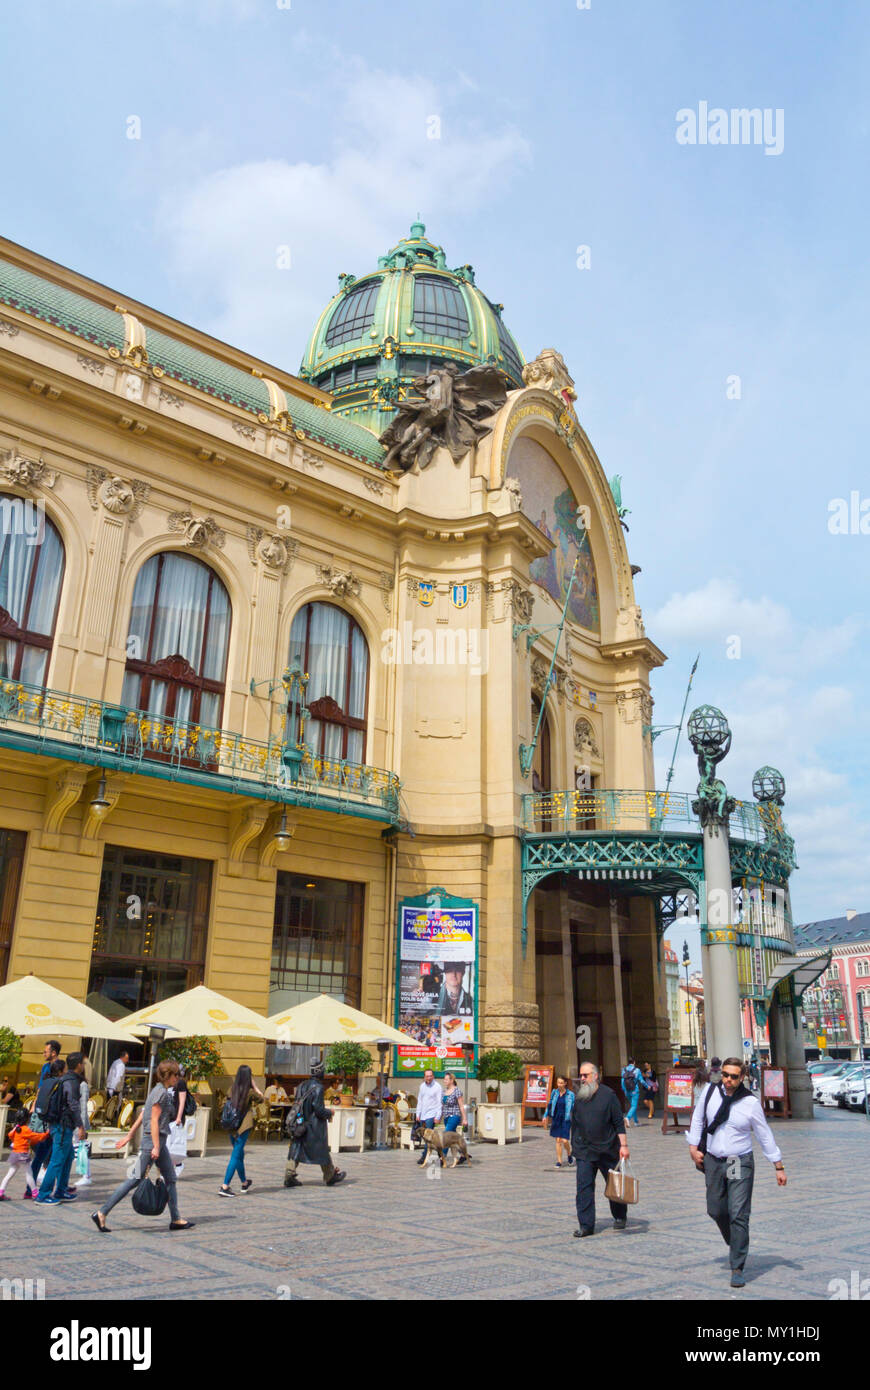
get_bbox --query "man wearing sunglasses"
[687,1056,787,1288]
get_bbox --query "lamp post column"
[688,706,743,1062]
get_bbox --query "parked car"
[835,1065,870,1108]
[807,1060,841,1075]
[843,1080,870,1112]
[813,1064,864,1105]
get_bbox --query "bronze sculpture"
[379,362,507,472]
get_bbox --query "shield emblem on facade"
[418,581,435,607]
[450,584,469,609]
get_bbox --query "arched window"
[0,496,65,687]
[122,552,231,728]
[288,602,369,762]
[325,280,381,347]
[413,275,469,338]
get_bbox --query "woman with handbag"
[91,1060,195,1233]
[543,1075,575,1167]
[219,1065,264,1197]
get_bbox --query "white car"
[843,1082,870,1112]
[813,1065,864,1105]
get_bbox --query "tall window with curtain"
[0,497,65,687]
[122,552,231,728]
[288,601,369,762]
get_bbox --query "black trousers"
[575,1149,626,1230]
[703,1151,754,1271]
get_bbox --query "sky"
[1,0,867,937]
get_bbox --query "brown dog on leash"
[422,1127,471,1168]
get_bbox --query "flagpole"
[662,654,700,806]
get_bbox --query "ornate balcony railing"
[522,788,770,844]
[0,680,401,823]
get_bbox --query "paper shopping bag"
[604,1158,639,1204]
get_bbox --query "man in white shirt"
[687,1055,787,1288]
[106,1050,129,1098]
[414,1069,443,1166]
[264,1081,288,1102]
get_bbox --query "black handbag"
[131,1164,169,1216]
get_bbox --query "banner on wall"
[395,888,478,1075]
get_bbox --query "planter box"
[185,1105,211,1157]
[476,1102,523,1145]
[327,1106,366,1154]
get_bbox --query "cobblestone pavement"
[2,1107,868,1301]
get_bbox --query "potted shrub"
[324,1040,374,1105]
[477,1049,524,1103]
[159,1035,223,1095]
[0,1025,22,1085]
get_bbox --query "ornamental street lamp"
[682,940,696,1055]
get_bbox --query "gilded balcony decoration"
[0,680,401,823]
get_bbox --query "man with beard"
[687,1056,786,1288]
[570,1063,630,1237]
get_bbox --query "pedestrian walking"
[283,1061,345,1189]
[91,1060,195,1233]
[0,1109,49,1200]
[544,1074,575,1167]
[414,1068,443,1165]
[28,1040,61,1188]
[621,1057,643,1126]
[219,1065,265,1196]
[687,1055,787,1288]
[440,1071,468,1161]
[708,1056,723,1086]
[640,1062,658,1120]
[73,1067,92,1189]
[570,1062,630,1237]
[692,1061,710,1106]
[35,1052,86,1205]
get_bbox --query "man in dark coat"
[284,1062,346,1188]
[570,1061,630,1237]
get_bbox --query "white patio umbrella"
[122,985,274,1041]
[0,974,139,1042]
[121,985,275,1094]
[266,994,418,1046]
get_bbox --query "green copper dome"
[299,222,525,435]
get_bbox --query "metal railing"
[522,788,771,844]
[0,679,401,821]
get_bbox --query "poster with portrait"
[395,889,478,1076]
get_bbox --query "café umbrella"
[122,985,274,1041]
[266,994,418,1046]
[0,974,139,1042]
[122,985,275,1094]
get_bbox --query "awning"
[765,952,831,1001]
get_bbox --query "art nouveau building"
[0,224,799,1088]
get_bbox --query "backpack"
[181,1089,197,1120]
[43,1079,64,1124]
[220,1098,242,1131]
[622,1068,637,1095]
[285,1086,310,1142]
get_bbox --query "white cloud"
[153,67,531,364]
[652,578,870,920]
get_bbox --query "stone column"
[688,706,743,1062]
[701,820,743,1060]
